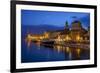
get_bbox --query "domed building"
[71,20,82,30]
[69,20,88,42]
[26,20,90,46]
[52,20,89,44]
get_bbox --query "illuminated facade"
[54,20,89,44]
[26,20,90,46]
[69,21,89,42]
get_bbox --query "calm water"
[21,40,90,63]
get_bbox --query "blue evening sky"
[21,10,90,28]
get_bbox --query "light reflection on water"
[53,45,82,60]
[21,41,90,63]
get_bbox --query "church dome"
[71,20,82,30]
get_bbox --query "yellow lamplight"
[44,33,49,38]
[76,35,80,41]
[57,36,61,41]
[56,45,61,53]
[66,47,70,52]
[65,35,70,41]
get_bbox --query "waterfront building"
[26,20,90,46]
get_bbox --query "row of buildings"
[26,20,90,45]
